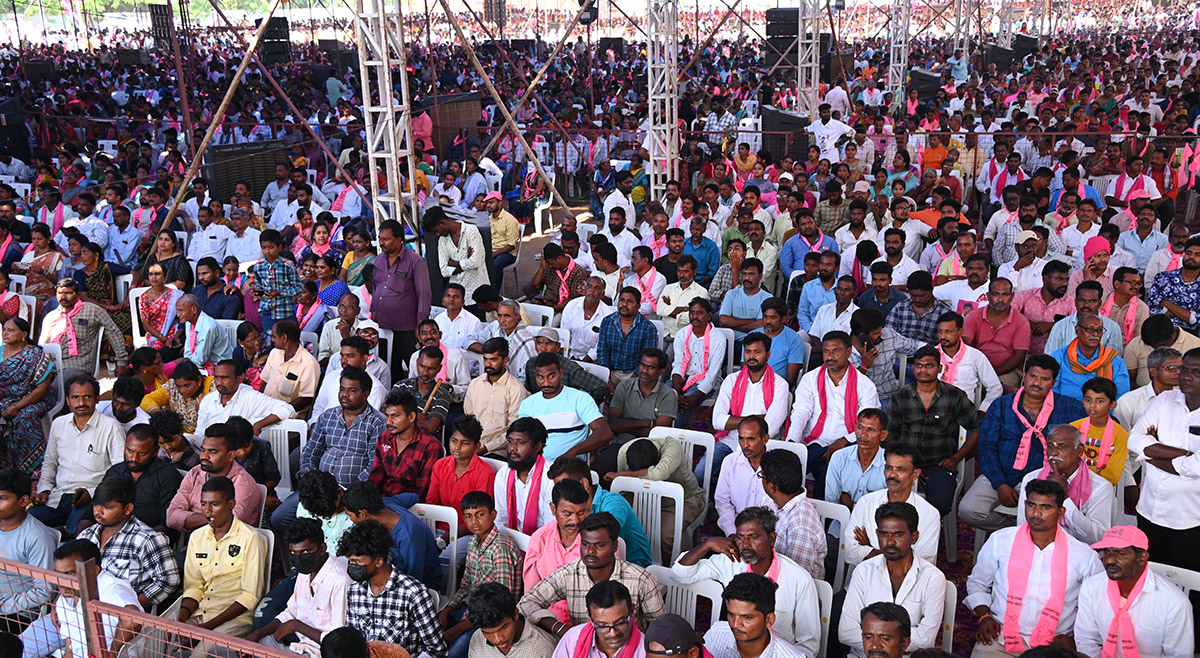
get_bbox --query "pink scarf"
[1112,174,1146,202]
[679,325,711,391]
[1166,249,1184,272]
[1101,568,1149,658]
[507,456,545,535]
[938,342,966,384]
[1004,524,1071,652]
[717,366,777,440]
[41,203,65,235]
[804,366,859,444]
[556,260,577,305]
[47,301,83,356]
[434,341,450,382]
[801,230,827,253]
[571,620,643,658]
[296,302,323,330]
[1053,211,1076,233]
[330,185,354,213]
[745,550,782,582]
[1080,417,1118,473]
[187,321,198,354]
[636,268,659,312]
[646,233,667,259]
[1011,388,1055,470]
[1036,462,1092,508]
[1100,293,1138,344]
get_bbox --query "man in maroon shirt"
[366,389,443,499]
[373,219,432,382]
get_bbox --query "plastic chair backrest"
[1149,561,1200,598]
[610,476,684,565]
[256,484,269,529]
[375,328,394,365]
[766,440,808,478]
[129,286,151,349]
[92,326,105,377]
[300,331,319,356]
[525,303,554,327]
[114,274,133,303]
[810,499,851,591]
[713,327,736,377]
[645,565,724,629]
[497,526,531,553]
[649,427,715,506]
[649,319,665,349]
[251,525,274,592]
[7,274,25,293]
[815,579,833,658]
[481,457,506,473]
[941,579,956,652]
[411,503,460,601]
[574,360,610,383]
[260,420,308,495]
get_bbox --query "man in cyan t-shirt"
[518,352,613,461]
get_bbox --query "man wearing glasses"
[1043,280,1125,356]
[1049,313,1132,400]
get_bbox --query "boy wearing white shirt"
[435,283,484,350]
[1074,525,1194,658]
[1015,425,1115,546]
[935,312,1002,411]
[844,444,942,566]
[966,479,1104,658]
[671,298,727,416]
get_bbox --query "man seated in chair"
[407,319,472,402]
[261,318,320,416]
[197,359,296,433]
[39,278,129,378]
[597,348,677,477]
[177,476,268,644]
[671,506,821,657]
[844,444,941,567]
[548,457,653,568]
[701,573,807,658]
[548,581,648,658]
[166,423,264,532]
[1015,424,1114,545]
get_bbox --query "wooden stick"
[423,379,443,414]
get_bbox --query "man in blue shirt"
[960,354,1086,533]
[596,287,658,380]
[105,205,142,269]
[796,251,840,331]
[761,297,806,386]
[1050,313,1131,399]
[192,257,244,320]
[547,457,652,567]
[1049,167,1104,212]
[780,211,839,283]
[518,352,612,461]
[682,216,720,287]
[719,258,774,342]
[342,481,443,590]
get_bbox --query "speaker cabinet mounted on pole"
[255,17,292,64]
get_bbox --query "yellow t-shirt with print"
[1070,417,1128,486]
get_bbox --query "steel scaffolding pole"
[952,0,971,66]
[887,0,910,111]
[796,0,821,117]
[997,0,1014,48]
[354,0,420,240]
[646,0,679,200]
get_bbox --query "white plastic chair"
[574,360,610,382]
[611,476,685,566]
[810,499,851,591]
[941,579,956,652]
[92,326,105,377]
[260,420,308,499]
[645,565,724,629]
[306,169,318,185]
[944,429,970,563]
[411,503,460,602]
[7,274,24,293]
[1149,561,1200,597]
[497,526,531,553]
[815,579,833,658]
[129,286,151,348]
[300,331,319,356]
[174,230,189,255]
[648,427,714,548]
[11,183,29,199]
[481,456,506,473]
[713,327,736,377]
[98,139,118,156]
[16,294,34,333]
[553,328,571,351]
[525,303,554,327]
[577,222,597,243]
[256,483,270,529]
[766,439,808,479]
[1113,467,1137,526]
[252,525,274,588]
[375,327,395,366]
[216,319,243,348]
[114,273,133,303]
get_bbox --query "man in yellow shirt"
[178,476,267,649]
[487,191,521,287]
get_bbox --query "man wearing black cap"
[645,614,707,658]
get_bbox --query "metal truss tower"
[646,0,680,200]
[354,0,420,238]
[997,0,1015,48]
[796,0,822,117]
[952,0,972,65]
[887,0,911,110]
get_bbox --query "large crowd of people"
[2,5,1200,658]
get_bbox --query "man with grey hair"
[1116,346,1182,429]
[467,299,537,380]
[1016,424,1115,544]
[169,292,234,375]
[225,207,263,265]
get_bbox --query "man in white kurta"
[844,445,942,566]
[196,366,296,433]
[1014,425,1115,546]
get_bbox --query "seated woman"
[74,240,133,356]
[0,317,57,475]
[125,346,166,396]
[58,230,87,281]
[232,321,268,391]
[141,360,212,434]
[314,255,351,308]
[299,218,345,263]
[283,207,315,256]
[11,224,63,316]
[299,251,319,283]
[223,256,259,328]
[0,270,22,323]
[137,263,184,356]
[136,229,192,290]
[339,226,376,286]
[294,279,331,336]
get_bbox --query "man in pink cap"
[1067,235,1117,300]
[1075,525,1194,658]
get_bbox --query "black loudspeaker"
[761,105,810,162]
[148,4,172,43]
[765,7,800,21]
[484,0,506,28]
[510,39,535,52]
[311,65,332,87]
[765,21,798,36]
[333,50,359,73]
[116,49,146,65]
[20,61,55,83]
[986,44,1015,68]
[598,38,624,56]
[319,39,340,52]
[821,48,853,83]
[1012,33,1038,61]
[0,99,30,162]
[255,16,289,39]
[909,68,941,103]
[256,17,291,64]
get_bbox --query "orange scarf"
[1066,339,1119,380]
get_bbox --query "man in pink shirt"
[963,278,1032,393]
[165,423,263,531]
[1011,259,1075,356]
[412,102,434,152]
[524,479,591,623]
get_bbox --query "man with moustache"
[845,444,941,565]
[560,276,613,361]
[934,254,991,316]
[1147,236,1200,334]
[702,573,806,658]
[964,278,1031,392]
[1015,425,1115,545]
[523,479,591,595]
[518,352,611,462]
[1116,347,1181,429]
[932,312,1002,412]
[493,417,555,535]
[102,425,183,531]
[548,581,649,658]
[166,422,264,531]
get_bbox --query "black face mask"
[294,552,324,575]
[346,563,370,583]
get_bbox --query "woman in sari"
[0,317,57,475]
[802,145,821,177]
[138,264,184,355]
[141,360,212,434]
[285,207,316,256]
[232,322,268,391]
[843,143,868,184]
[137,230,193,290]
[886,151,920,194]
[0,271,22,323]
[315,256,351,307]
[299,220,345,263]
[126,346,166,395]
[74,240,133,354]
[13,224,64,316]
[590,160,616,218]
[340,227,376,286]
[629,154,649,212]
[295,279,331,335]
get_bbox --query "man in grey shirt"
[0,468,58,624]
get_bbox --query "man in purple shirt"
[373,219,431,381]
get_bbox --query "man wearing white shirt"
[1116,347,1180,430]
[712,333,791,459]
[844,444,942,566]
[673,506,821,656]
[225,209,263,266]
[560,277,613,361]
[624,246,666,316]
[839,502,947,657]
[1145,223,1190,288]
[875,229,922,289]
[997,231,1048,293]
[196,360,295,434]
[1060,199,1102,270]
[713,416,775,536]
[434,283,483,350]
[598,207,642,268]
[603,173,637,231]
[1105,159,1163,211]
[260,163,291,210]
[187,207,234,262]
[671,299,727,424]
[807,104,854,162]
[56,194,108,250]
[966,478,1104,658]
[181,178,213,227]
[407,319,472,402]
[432,171,464,206]
[934,255,991,316]
[105,205,141,268]
[936,312,1002,411]
[310,336,386,428]
[787,331,882,497]
[810,277,858,343]
[834,200,878,254]
[1127,347,1200,583]
[1015,425,1115,545]
[657,256,709,336]
[1074,525,1194,658]
[492,416,555,533]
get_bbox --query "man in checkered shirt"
[703,96,738,150]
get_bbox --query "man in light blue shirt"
[518,352,612,461]
[0,468,57,618]
[718,258,775,341]
[1050,313,1131,400]
[762,297,807,386]
[105,205,141,269]
[780,211,840,283]
[1044,281,1124,355]
[824,407,887,505]
[1116,205,1169,273]
[174,294,234,371]
[795,251,840,331]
